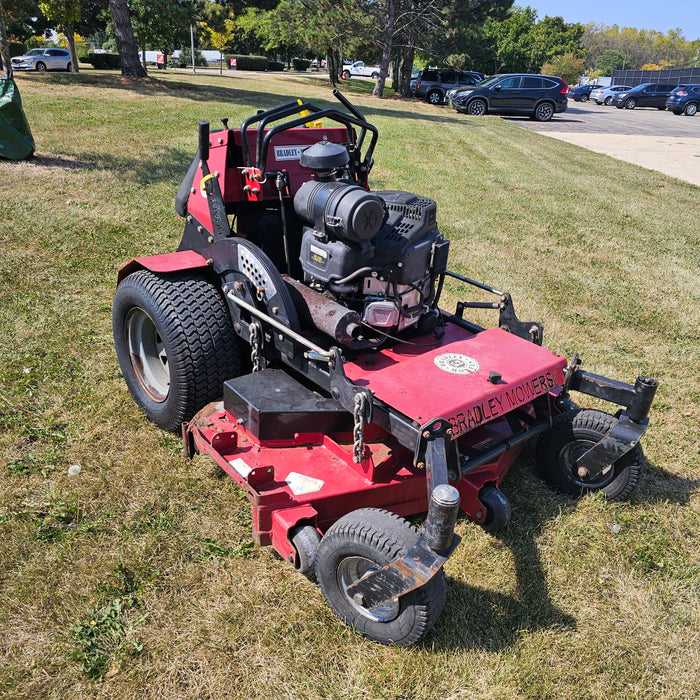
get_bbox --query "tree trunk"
[108,0,148,77]
[62,22,80,73]
[372,0,395,98]
[327,49,341,87]
[400,47,414,97]
[0,0,10,76]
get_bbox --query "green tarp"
[1,74,35,161]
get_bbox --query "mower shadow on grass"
[632,460,699,507]
[432,499,578,651]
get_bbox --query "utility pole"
[190,24,196,73]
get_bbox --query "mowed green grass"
[1,69,698,699]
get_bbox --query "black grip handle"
[198,120,210,163]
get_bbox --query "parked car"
[665,84,700,116]
[413,69,485,105]
[612,83,678,110]
[568,84,603,102]
[11,48,72,72]
[589,85,632,105]
[449,73,568,121]
[341,61,380,79]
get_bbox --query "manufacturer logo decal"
[273,145,308,161]
[434,353,480,375]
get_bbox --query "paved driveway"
[514,100,700,187]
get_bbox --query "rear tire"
[684,102,698,116]
[427,89,442,105]
[536,409,644,502]
[604,96,613,105]
[66,62,72,72]
[113,269,240,432]
[533,101,554,121]
[580,94,589,102]
[316,508,446,646]
[371,72,379,80]
[342,70,350,79]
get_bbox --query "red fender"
[116,250,210,285]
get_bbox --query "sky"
[526,1,700,41]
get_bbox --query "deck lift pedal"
[113,92,658,646]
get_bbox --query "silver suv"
[11,48,72,72]
[413,69,484,105]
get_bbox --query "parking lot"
[515,99,700,186]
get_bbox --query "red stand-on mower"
[113,92,658,646]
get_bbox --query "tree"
[130,0,195,70]
[488,7,583,74]
[595,48,625,75]
[0,0,9,74]
[202,18,235,74]
[38,0,81,71]
[541,52,585,84]
[583,23,696,71]
[107,0,147,77]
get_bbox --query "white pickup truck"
[341,61,380,79]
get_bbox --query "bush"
[268,60,284,72]
[175,48,208,68]
[293,58,311,72]
[85,53,121,70]
[229,55,268,71]
[9,42,27,58]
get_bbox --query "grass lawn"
[1,68,698,699]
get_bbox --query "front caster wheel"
[536,409,645,502]
[113,269,240,431]
[291,524,321,579]
[315,508,446,647]
[477,486,511,532]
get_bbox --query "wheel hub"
[337,556,400,622]
[559,439,613,487]
[125,308,170,402]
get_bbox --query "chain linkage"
[353,392,368,463]
[250,322,263,372]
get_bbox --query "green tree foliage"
[582,23,697,71]
[595,48,625,75]
[2,0,53,42]
[202,17,235,74]
[488,6,584,74]
[130,0,195,67]
[541,51,584,84]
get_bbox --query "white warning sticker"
[228,457,252,478]
[285,471,324,495]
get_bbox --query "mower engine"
[295,178,449,335]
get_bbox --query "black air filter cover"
[300,140,349,171]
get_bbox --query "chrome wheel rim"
[337,556,400,622]
[125,308,170,401]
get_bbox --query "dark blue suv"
[665,85,700,116]
[568,84,603,102]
